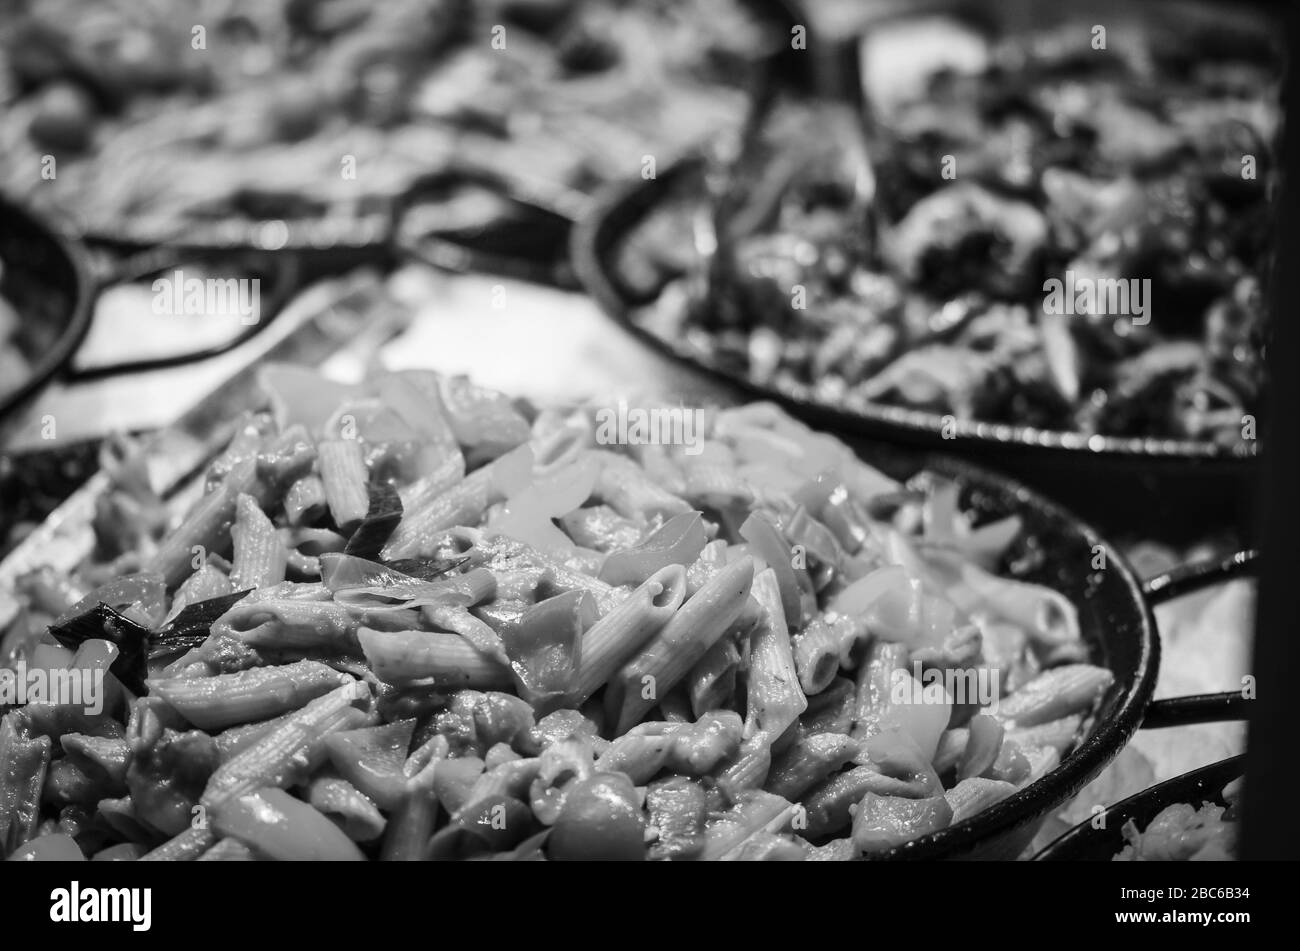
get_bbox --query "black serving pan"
[1032,754,1245,861]
[573,0,1282,537]
[868,454,1255,860]
[0,195,94,421]
[572,155,1264,541]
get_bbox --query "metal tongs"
[696,25,885,306]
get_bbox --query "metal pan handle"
[1138,549,1258,729]
[61,243,301,381]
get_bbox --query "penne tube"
[318,439,370,531]
[569,564,687,706]
[595,733,673,785]
[147,455,264,589]
[994,665,1113,727]
[944,777,1018,824]
[383,446,531,561]
[229,493,288,590]
[701,790,796,861]
[739,512,810,627]
[306,774,387,842]
[588,450,693,522]
[200,680,373,809]
[1005,714,1085,755]
[380,754,441,861]
[214,710,297,762]
[358,628,513,689]
[744,568,807,740]
[850,640,909,740]
[685,539,729,597]
[149,660,353,731]
[605,556,755,734]
[799,677,857,735]
[284,474,328,527]
[710,732,773,806]
[765,733,859,801]
[791,615,846,695]
[801,764,922,837]
[212,787,365,861]
[687,636,740,718]
[0,715,52,856]
[646,776,707,861]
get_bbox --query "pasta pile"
[0,367,1113,861]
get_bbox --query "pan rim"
[570,156,1262,466]
[0,195,96,424]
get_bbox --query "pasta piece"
[710,732,773,806]
[605,556,755,734]
[687,636,740,718]
[944,777,1018,824]
[212,787,365,861]
[701,790,796,861]
[317,439,370,531]
[744,568,808,740]
[283,475,328,527]
[200,680,373,809]
[791,615,847,696]
[305,774,386,842]
[568,564,687,706]
[851,641,909,739]
[229,493,288,590]
[852,792,953,853]
[0,714,52,855]
[148,660,352,731]
[646,776,707,861]
[323,719,416,810]
[799,677,856,735]
[994,665,1114,727]
[147,455,264,589]
[358,628,513,689]
[588,450,692,522]
[765,733,859,801]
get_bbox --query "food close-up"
[0,0,1293,917]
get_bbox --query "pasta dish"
[1,368,1113,860]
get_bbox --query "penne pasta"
[317,439,371,531]
[229,493,289,590]
[149,661,352,732]
[605,556,755,734]
[359,628,513,689]
[568,564,687,706]
[744,568,807,740]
